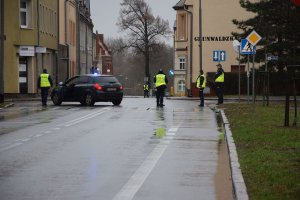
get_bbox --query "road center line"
[57,108,110,127]
[0,143,23,153]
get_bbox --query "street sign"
[219,51,226,61]
[233,40,240,53]
[169,69,174,76]
[267,55,279,61]
[213,50,219,62]
[246,30,262,46]
[240,39,256,55]
[212,50,226,62]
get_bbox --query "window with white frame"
[178,80,185,92]
[20,0,32,28]
[179,57,186,70]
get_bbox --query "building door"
[19,57,28,94]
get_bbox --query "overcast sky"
[90,0,179,44]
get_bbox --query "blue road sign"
[241,39,256,55]
[267,55,279,61]
[219,51,226,61]
[169,69,174,76]
[212,50,226,62]
[213,51,219,62]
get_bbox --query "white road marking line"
[21,138,31,142]
[64,110,109,127]
[113,144,168,200]
[113,124,181,200]
[56,108,110,127]
[0,143,22,152]
[33,134,43,138]
[166,132,176,136]
[52,127,61,130]
[44,131,51,134]
[168,127,178,132]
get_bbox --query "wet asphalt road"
[0,98,223,200]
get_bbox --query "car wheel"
[85,93,95,106]
[112,99,122,106]
[52,92,62,106]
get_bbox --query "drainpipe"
[199,0,202,72]
[184,5,193,97]
[76,1,80,74]
[36,0,40,93]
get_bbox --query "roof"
[173,0,186,10]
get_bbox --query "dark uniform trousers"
[156,85,165,106]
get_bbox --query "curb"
[219,109,249,200]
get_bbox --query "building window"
[179,57,186,70]
[20,0,32,28]
[178,13,186,40]
[178,80,185,92]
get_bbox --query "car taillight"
[94,83,102,90]
[120,85,123,90]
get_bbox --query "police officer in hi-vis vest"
[154,69,168,107]
[143,82,149,98]
[38,69,53,106]
[214,63,224,105]
[196,70,206,107]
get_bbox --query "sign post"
[233,40,241,102]
[246,30,262,111]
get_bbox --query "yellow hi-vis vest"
[215,73,224,83]
[40,73,51,87]
[155,74,166,87]
[196,75,206,88]
[144,84,149,90]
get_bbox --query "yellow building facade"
[173,0,252,96]
[58,0,77,82]
[4,0,58,95]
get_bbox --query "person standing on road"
[196,70,206,107]
[214,63,224,105]
[154,69,168,107]
[38,69,53,106]
[143,82,149,98]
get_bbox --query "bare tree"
[117,0,171,82]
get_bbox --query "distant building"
[58,0,77,82]
[77,0,93,74]
[173,0,252,96]
[3,0,58,95]
[94,32,113,75]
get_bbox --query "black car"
[51,74,123,106]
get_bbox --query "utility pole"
[0,0,4,103]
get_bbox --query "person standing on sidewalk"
[154,69,168,107]
[38,69,53,106]
[143,81,149,98]
[214,63,224,105]
[196,70,206,107]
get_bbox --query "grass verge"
[221,103,300,200]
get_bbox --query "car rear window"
[93,76,119,84]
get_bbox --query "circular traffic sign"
[232,40,240,53]
[292,0,300,6]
